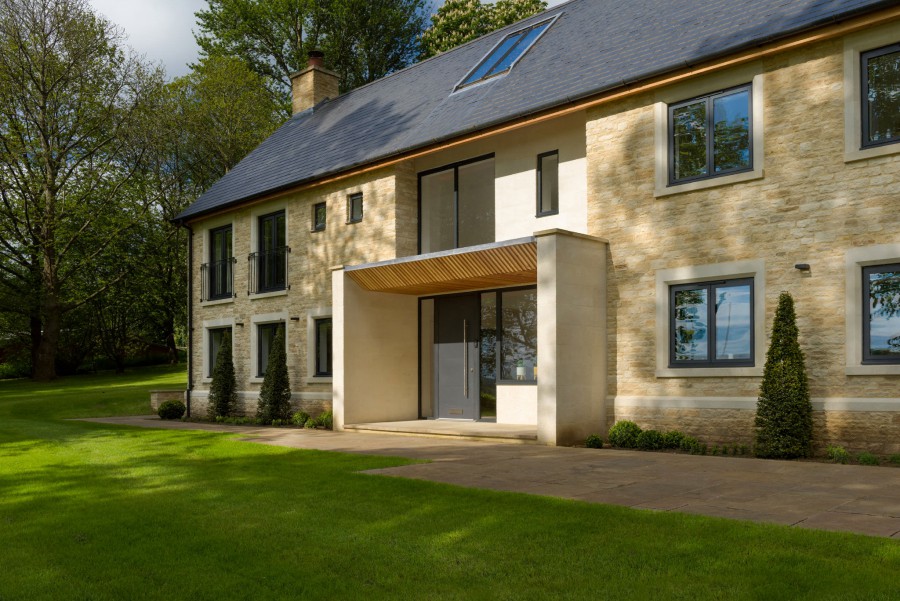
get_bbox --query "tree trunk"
[166,328,178,365]
[33,298,60,381]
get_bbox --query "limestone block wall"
[188,163,418,416]
[586,32,900,451]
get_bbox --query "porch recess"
[332,230,608,445]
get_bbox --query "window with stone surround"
[207,327,231,377]
[668,85,752,185]
[312,202,326,232]
[257,321,285,377]
[669,278,754,368]
[862,263,900,364]
[314,318,333,376]
[861,43,900,149]
[347,193,363,224]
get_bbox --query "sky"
[88,0,568,79]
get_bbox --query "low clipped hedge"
[158,400,186,420]
[636,429,665,451]
[607,420,642,448]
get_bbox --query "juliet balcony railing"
[200,258,236,302]
[248,246,290,295]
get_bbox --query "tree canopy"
[194,0,428,101]
[419,0,547,59]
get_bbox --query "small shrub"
[889,454,900,466]
[740,445,749,455]
[721,445,729,455]
[292,411,310,426]
[158,400,186,420]
[826,445,851,464]
[679,435,700,454]
[304,418,318,429]
[207,331,237,420]
[858,452,879,466]
[636,429,664,451]
[584,434,603,449]
[318,411,333,430]
[662,430,685,449]
[607,420,642,448]
[699,443,708,455]
[271,419,286,426]
[711,445,720,456]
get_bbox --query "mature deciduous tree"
[194,0,427,101]
[0,0,162,380]
[419,0,546,59]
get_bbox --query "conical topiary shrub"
[754,292,812,458]
[207,331,237,419]
[257,325,292,423]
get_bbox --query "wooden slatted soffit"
[345,240,537,295]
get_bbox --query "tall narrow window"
[257,322,284,377]
[669,85,751,185]
[419,156,495,254]
[670,278,754,367]
[208,225,233,300]
[312,202,326,232]
[208,327,231,377]
[347,193,363,224]
[256,211,286,293]
[314,318,333,376]
[861,43,900,149]
[863,264,900,363]
[537,151,559,216]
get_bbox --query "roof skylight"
[457,18,555,89]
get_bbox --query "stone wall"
[587,30,900,451]
[188,162,417,417]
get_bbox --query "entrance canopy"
[345,237,537,296]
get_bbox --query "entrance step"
[343,420,539,444]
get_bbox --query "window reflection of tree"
[501,290,537,379]
[869,270,900,351]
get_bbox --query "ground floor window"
[314,318,333,376]
[670,278,753,367]
[208,327,231,377]
[863,263,900,363]
[257,322,285,377]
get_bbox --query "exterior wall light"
[794,263,811,271]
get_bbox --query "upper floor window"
[863,264,900,364]
[252,210,287,294]
[347,193,363,224]
[670,278,754,368]
[861,43,900,149]
[312,202,326,232]
[457,18,555,90]
[536,151,559,216]
[419,155,495,254]
[204,225,233,301]
[669,85,752,185]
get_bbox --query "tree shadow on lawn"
[1,424,899,600]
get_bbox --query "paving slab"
[81,416,900,538]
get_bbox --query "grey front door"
[435,294,480,420]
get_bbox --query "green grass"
[1,367,899,600]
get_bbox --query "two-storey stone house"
[175,0,900,451]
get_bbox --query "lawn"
[0,367,898,600]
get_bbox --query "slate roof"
[176,0,895,221]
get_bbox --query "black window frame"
[208,326,232,377]
[256,210,287,293]
[416,153,495,254]
[314,317,333,377]
[256,322,285,378]
[862,263,900,364]
[667,84,753,186]
[207,225,234,301]
[536,150,559,217]
[669,277,755,368]
[347,193,363,224]
[312,202,326,232]
[861,43,900,150]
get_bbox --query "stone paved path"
[83,416,900,538]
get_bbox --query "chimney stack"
[290,50,339,115]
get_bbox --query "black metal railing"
[248,247,290,295]
[201,258,236,301]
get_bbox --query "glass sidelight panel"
[457,159,495,248]
[420,169,455,253]
[500,288,537,381]
[480,292,497,418]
